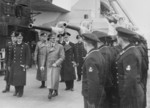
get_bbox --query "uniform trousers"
[77,65,82,80]
[65,80,74,89]
[15,86,24,94]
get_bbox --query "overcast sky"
[120,0,150,34]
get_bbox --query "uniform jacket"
[62,42,76,81]
[34,41,47,67]
[82,48,106,107]
[136,44,148,91]
[4,41,15,81]
[74,42,86,65]
[34,41,47,81]
[115,44,144,108]
[46,42,65,68]
[9,42,31,86]
[5,41,15,66]
[98,45,114,87]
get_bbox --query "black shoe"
[52,90,58,97]
[39,85,46,88]
[70,88,74,91]
[17,93,23,97]
[2,89,9,93]
[65,88,70,90]
[13,92,18,96]
[48,92,52,99]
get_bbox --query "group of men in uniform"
[31,30,86,91]
[80,27,149,108]
[2,31,31,97]
[1,22,149,108]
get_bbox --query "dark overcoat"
[62,42,76,81]
[74,42,86,74]
[9,42,31,86]
[136,43,149,108]
[82,49,106,108]
[34,41,47,81]
[115,44,144,108]
[98,45,114,87]
[4,42,15,81]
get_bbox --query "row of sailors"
[80,27,149,108]
[2,30,86,99]
[2,25,149,108]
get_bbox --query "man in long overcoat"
[9,32,31,97]
[34,33,48,88]
[61,32,76,91]
[2,31,17,93]
[46,33,65,99]
[74,35,86,81]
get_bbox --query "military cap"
[76,35,81,39]
[12,31,22,37]
[63,32,71,36]
[82,33,99,42]
[57,34,64,38]
[116,27,136,38]
[92,31,108,39]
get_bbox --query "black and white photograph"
[0,0,150,108]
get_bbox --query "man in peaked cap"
[2,31,17,93]
[61,31,76,91]
[114,27,144,108]
[9,31,31,97]
[81,33,106,108]
[74,35,86,81]
[93,30,118,108]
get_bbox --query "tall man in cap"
[93,31,117,108]
[34,33,48,88]
[74,35,86,81]
[82,33,106,108]
[46,32,65,99]
[2,31,17,93]
[9,31,31,97]
[61,32,76,91]
[114,27,144,108]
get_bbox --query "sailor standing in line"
[114,27,144,108]
[81,33,106,108]
[2,31,17,93]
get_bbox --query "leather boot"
[2,85,10,93]
[48,89,53,99]
[13,86,19,96]
[52,90,58,97]
[18,86,24,97]
[40,81,46,88]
